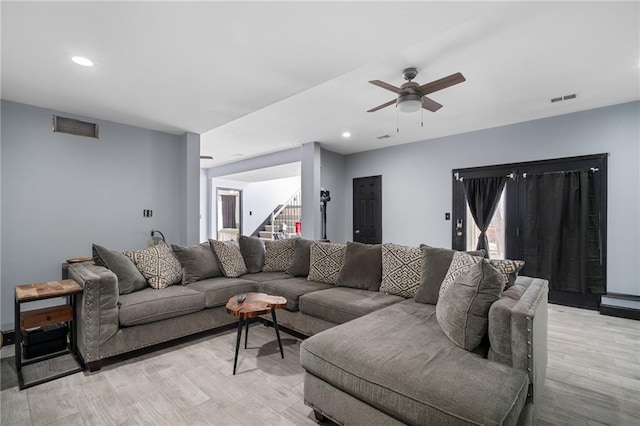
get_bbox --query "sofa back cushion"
[286,238,312,277]
[172,242,222,285]
[92,244,148,294]
[239,235,266,273]
[414,245,484,305]
[208,239,248,278]
[263,239,296,272]
[307,242,346,284]
[335,242,382,291]
[125,242,183,290]
[436,259,504,351]
[379,243,422,298]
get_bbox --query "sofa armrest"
[67,261,119,362]
[488,276,548,414]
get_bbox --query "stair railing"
[270,190,301,239]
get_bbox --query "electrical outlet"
[445,212,451,220]
[143,210,153,218]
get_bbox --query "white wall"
[0,100,191,330]
[344,101,640,297]
[320,148,346,242]
[211,176,300,237]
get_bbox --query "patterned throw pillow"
[263,239,296,272]
[307,242,346,284]
[440,252,525,297]
[125,242,182,289]
[209,239,248,278]
[380,243,422,298]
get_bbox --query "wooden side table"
[14,279,84,389]
[225,293,287,375]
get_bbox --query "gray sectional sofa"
[67,237,548,426]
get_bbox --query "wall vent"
[376,134,391,140]
[53,115,99,138]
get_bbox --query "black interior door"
[353,175,382,244]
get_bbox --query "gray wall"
[1,100,189,330]
[320,148,346,242]
[344,101,640,296]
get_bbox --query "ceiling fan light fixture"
[397,93,422,113]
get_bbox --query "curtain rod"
[455,168,599,181]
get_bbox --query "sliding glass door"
[452,154,607,309]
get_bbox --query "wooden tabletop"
[226,292,287,318]
[15,279,83,302]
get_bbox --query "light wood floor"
[1,304,638,425]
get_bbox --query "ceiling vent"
[376,134,391,140]
[550,94,577,103]
[53,115,99,138]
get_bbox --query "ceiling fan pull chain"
[421,108,424,127]
[397,108,400,133]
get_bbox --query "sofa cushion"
[440,252,524,297]
[414,245,484,305]
[118,286,205,326]
[300,299,529,426]
[335,242,382,291]
[92,244,147,294]
[262,239,296,272]
[307,242,346,284]
[286,238,312,277]
[258,278,333,312]
[437,260,505,351]
[240,271,291,283]
[124,242,183,289]
[379,243,421,298]
[239,235,265,274]
[171,242,222,285]
[209,239,248,278]
[186,277,258,308]
[299,287,404,324]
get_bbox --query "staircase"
[256,191,301,241]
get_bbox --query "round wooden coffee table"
[225,292,287,375]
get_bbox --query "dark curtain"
[463,176,507,257]
[221,195,237,229]
[521,170,603,294]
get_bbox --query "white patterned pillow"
[125,242,182,289]
[488,258,525,289]
[380,243,422,298]
[263,239,296,272]
[440,252,483,298]
[209,239,248,278]
[440,252,525,297]
[308,242,346,284]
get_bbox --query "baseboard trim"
[600,305,640,321]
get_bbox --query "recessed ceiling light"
[342,131,351,138]
[72,56,93,67]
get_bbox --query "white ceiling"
[2,1,639,170]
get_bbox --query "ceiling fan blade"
[422,96,443,112]
[417,72,466,95]
[367,99,397,113]
[369,80,402,94]
[200,155,213,160]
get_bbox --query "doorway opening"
[216,188,242,241]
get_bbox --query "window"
[465,186,506,259]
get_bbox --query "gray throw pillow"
[335,242,382,291]
[172,242,222,284]
[238,236,265,273]
[414,245,484,305]
[92,244,148,294]
[436,260,504,351]
[286,238,312,277]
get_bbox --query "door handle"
[354,230,360,234]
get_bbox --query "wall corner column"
[301,142,321,239]
[183,132,200,245]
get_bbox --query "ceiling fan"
[367,68,466,113]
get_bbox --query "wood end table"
[14,279,84,389]
[225,292,287,375]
